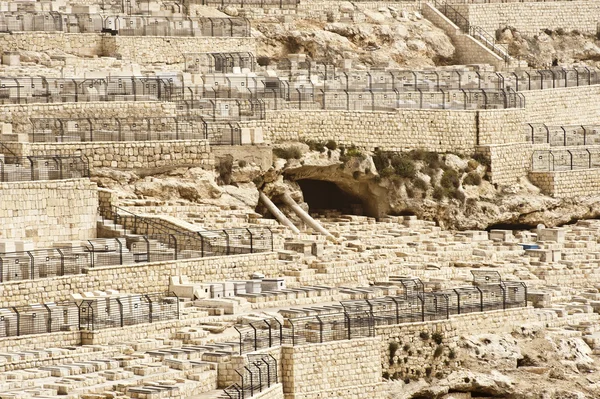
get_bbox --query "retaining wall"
[0,252,281,307]
[0,178,98,246]
[529,169,600,198]
[10,139,213,170]
[452,1,600,36]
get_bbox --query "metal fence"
[184,52,256,74]
[30,117,202,143]
[0,292,179,338]
[531,149,600,171]
[0,155,90,182]
[0,13,251,37]
[223,354,278,399]
[100,206,275,257]
[235,318,283,354]
[190,0,299,9]
[0,76,174,104]
[527,123,600,147]
[77,293,179,331]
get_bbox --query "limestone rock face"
[254,9,455,69]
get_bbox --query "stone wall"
[452,1,600,36]
[0,252,281,307]
[477,143,533,185]
[0,331,81,354]
[0,101,176,134]
[0,32,104,57]
[377,307,552,379]
[242,108,524,153]
[103,36,256,64]
[422,3,506,70]
[280,337,385,399]
[0,179,98,246]
[12,139,213,170]
[254,384,284,399]
[522,85,600,125]
[529,169,600,197]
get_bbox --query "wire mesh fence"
[0,292,178,338]
[527,123,600,146]
[0,155,90,182]
[224,354,278,399]
[30,117,202,142]
[77,293,179,331]
[0,13,251,37]
[0,76,174,104]
[531,149,600,171]
[100,206,275,257]
[235,318,283,354]
[184,52,256,74]
[190,0,299,9]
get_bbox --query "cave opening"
[485,222,537,232]
[296,179,368,216]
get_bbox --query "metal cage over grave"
[184,52,256,74]
[531,148,600,172]
[527,123,600,147]
[0,155,90,182]
[30,117,201,142]
[0,302,79,338]
[77,292,179,331]
[223,354,278,399]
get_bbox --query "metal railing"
[0,154,90,182]
[0,76,174,104]
[190,0,299,9]
[0,13,251,37]
[531,148,600,171]
[30,117,202,143]
[527,123,600,147]
[234,318,283,355]
[100,206,275,257]
[223,354,278,399]
[184,52,256,74]
[77,292,179,331]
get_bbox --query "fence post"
[224,230,230,255]
[476,286,484,312]
[13,307,20,336]
[146,294,153,323]
[116,298,124,327]
[43,303,52,333]
[250,322,257,351]
[27,251,34,281]
[56,248,65,276]
[247,228,253,254]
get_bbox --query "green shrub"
[403,344,411,352]
[448,349,456,359]
[433,345,444,358]
[380,167,395,178]
[382,371,390,380]
[463,171,482,186]
[413,178,428,191]
[238,160,247,168]
[425,152,442,169]
[435,371,444,379]
[403,377,411,384]
[273,146,302,160]
[325,140,337,150]
[452,189,466,202]
[433,186,445,200]
[432,332,443,345]
[389,342,399,365]
[406,187,415,198]
[346,146,364,159]
[419,331,430,340]
[391,154,416,178]
[217,157,233,185]
[440,169,460,189]
[472,153,490,167]
[304,140,326,153]
[410,148,427,161]
[372,150,390,172]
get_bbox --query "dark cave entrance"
[296,179,367,216]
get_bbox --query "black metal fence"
[190,0,299,9]
[77,293,179,331]
[184,52,256,74]
[0,13,251,37]
[224,354,278,399]
[100,206,275,257]
[235,318,283,354]
[0,292,179,338]
[527,123,600,147]
[0,155,90,182]
[0,76,174,104]
[30,117,202,143]
[531,149,600,171]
